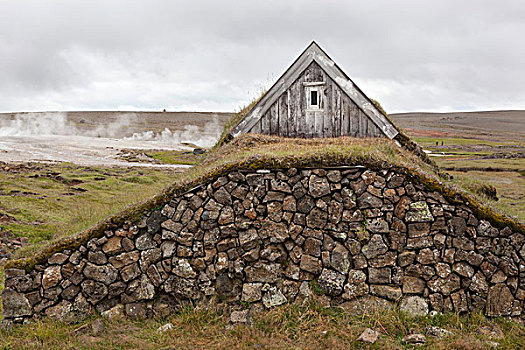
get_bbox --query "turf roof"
[5,135,524,272]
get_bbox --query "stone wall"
[3,167,524,324]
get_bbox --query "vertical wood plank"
[367,118,376,137]
[269,103,278,135]
[334,89,341,138]
[337,88,346,136]
[359,111,368,137]
[287,90,295,137]
[278,93,288,136]
[322,78,332,137]
[350,98,359,137]
[261,110,271,134]
[370,123,379,137]
[305,111,314,137]
[297,75,307,137]
[314,112,323,137]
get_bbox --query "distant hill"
[390,110,525,141]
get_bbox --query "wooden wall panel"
[254,61,384,139]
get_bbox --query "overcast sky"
[0,0,524,114]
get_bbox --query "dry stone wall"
[3,167,525,324]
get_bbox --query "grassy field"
[0,163,181,259]
[117,149,202,166]
[1,301,524,349]
[406,135,524,222]
[0,125,523,348]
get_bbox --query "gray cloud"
[0,0,524,113]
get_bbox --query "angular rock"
[42,265,62,289]
[342,271,368,300]
[425,326,453,338]
[369,285,402,301]
[83,263,118,285]
[125,302,149,320]
[486,284,514,317]
[1,288,32,318]
[339,295,393,315]
[449,217,467,236]
[318,269,345,296]
[398,251,416,267]
[303,237,322,257]
[229,309,253,326]
[366,218,389,234]
[362,234,388,259]
[126,275,156,301]
[299,255,322,275]
[402,276,426,294]
[48,253,69,265]
[405,202,433,222]
[427,275,460,296]
[306,208,327,229]
[308,175,330,198]
[407,223,430,237]
[164,275,199,299]
[454,262,474,278]
[435,263,451,278]
[330,243,350,274]
[451,290,468,313]
[172,258,197,279]
[109,251,141,269]
[245,263,281,283]
[400,296,429,317]
[369,267,391,284]
[260,220,289,243]
[242,283,263,302]
[357,193,383,209]
[45,300,89,323]
[81,280,108,304]
[218,206,235,225]
[214,187,232,205]
[121,263,141,282]
[102,236,122,255]
[262,286,287,308]
[402,334,426,345]
[88,251,108,265]
[357,328,380,344]
[136,233,156,250]
[101,304,125,319]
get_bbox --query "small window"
[304,81,325,111]
[310,90,318,106]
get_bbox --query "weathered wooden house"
[230,41,399,139]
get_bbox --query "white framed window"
[304,82,325,111]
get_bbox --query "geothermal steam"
[125,115,221,148]
[0,112,222,148]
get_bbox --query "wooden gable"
[230,41,399,139]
